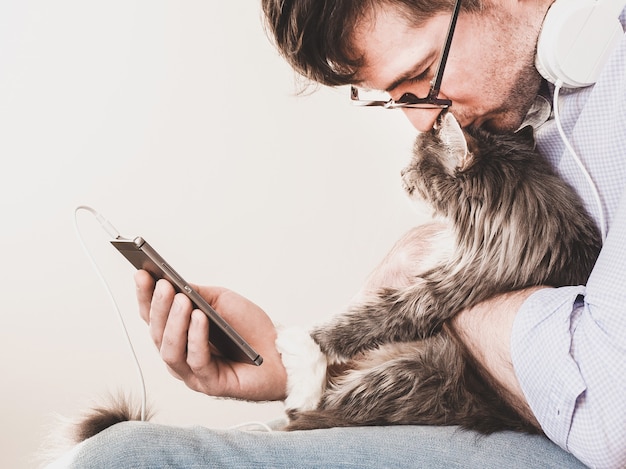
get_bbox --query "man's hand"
[135,270,287,402]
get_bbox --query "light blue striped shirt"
[511,11,626,469]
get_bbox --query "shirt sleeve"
[512,15,626,467]
[511,190,626,468]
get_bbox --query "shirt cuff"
[275,325,327,411]
[511,286,587,449]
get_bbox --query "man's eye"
[406,69,430,84]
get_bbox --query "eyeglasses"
[350,0,461,110]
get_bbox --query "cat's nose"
[401,108,445,132]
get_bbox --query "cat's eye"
[350,0,461,110]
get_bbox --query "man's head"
[261,0,553,133]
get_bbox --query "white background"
[0,2,427,467]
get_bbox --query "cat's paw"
[400,165,421,197]
[310,327,354,364]
[401,165,435,218]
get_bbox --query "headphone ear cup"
[536,0,625,88]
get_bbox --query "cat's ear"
[438,112,470,171]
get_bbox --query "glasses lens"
[352,87,392,103]
[351,87,451,109]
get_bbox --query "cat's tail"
[73,394,150,442]
[36,394,151,468]
[286,409,356,431]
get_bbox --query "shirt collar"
[517,93,552,132]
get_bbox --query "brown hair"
[260,0,483,87]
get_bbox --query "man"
[56,0,625,467]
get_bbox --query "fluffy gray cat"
[70,113,601,442]
[286,112,601,433]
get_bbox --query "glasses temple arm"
[428,0,462,97]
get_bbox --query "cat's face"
[401,112,472,203]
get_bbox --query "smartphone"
[111,236,263,366]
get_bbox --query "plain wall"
[0,2,429,467]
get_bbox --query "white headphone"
[536,0,626,88]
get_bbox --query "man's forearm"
[451,286,549,427]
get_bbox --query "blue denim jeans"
[49,421,587,468]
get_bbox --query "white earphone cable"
[228,421,275,432]
[73,205,147,421]
[552,80,607,242]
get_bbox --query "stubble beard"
[477,5,546,134]
[480,58,545,134]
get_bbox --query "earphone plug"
[95,213,122,239]
[74,205,124,240]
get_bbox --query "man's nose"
[401,108,444,132]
